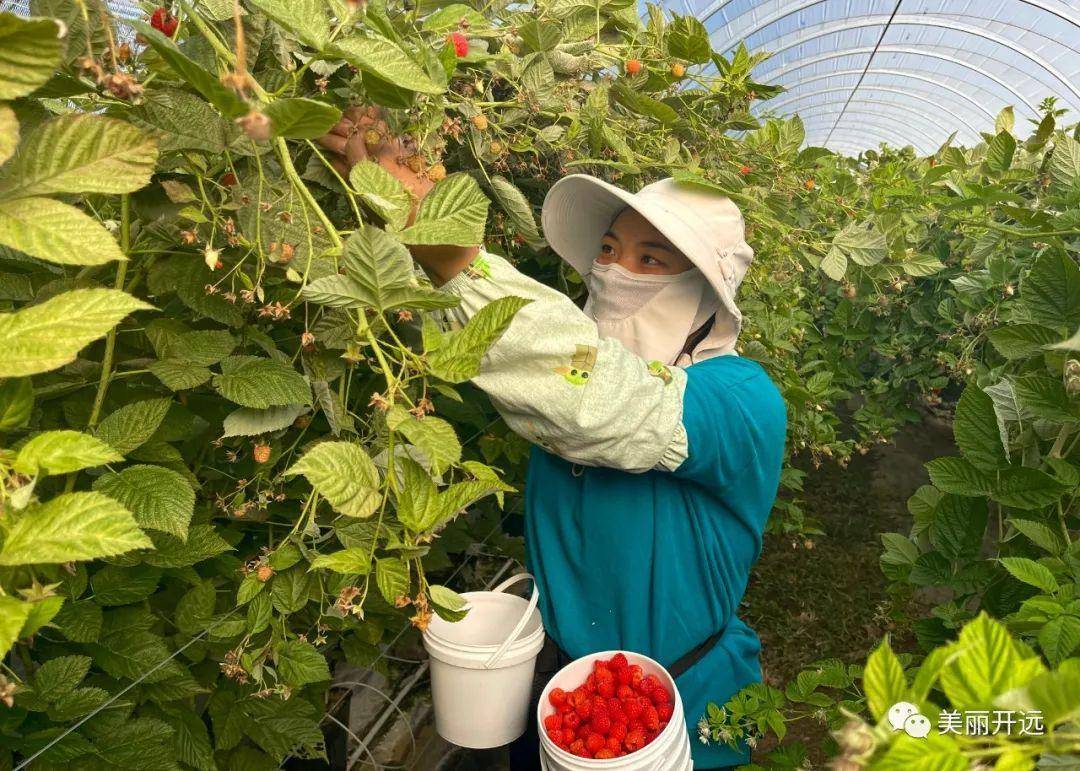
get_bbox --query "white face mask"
[583,261,715,366]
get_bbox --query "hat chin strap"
[585,264,710,366]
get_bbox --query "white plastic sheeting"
[669,0,1080,153]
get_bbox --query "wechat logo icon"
[888,701,931,739]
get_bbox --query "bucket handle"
[483,573,539,669]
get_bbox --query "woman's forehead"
[607,208,678,251]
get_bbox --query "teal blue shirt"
[524,354,787,767]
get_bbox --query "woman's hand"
[317,105,478,285]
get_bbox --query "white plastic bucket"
[537,650,693,770]
[422,573,545,749]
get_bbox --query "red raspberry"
[657,702,674,721]
[625,728,646,752]
[563,712,580,729]
[585,673,597,693]
[573,686,589,705]
[642,704,660,731]
[549,688,567,707]
[628,665,644,688]
[595,664,614,681]
[616,666,632,685]
[617,685,635,700]
[150,7,168,30]
[586,733,605,754]
[591,713,612,735]
[220,171,237,187]
[544,714,562,734]
[651,686,670,705]
[595,748,616,759]
[609,722,627,742]
[598,680,616,698]
[569,739,588,757]
[577,724,591,742]
[623,697,643,720]
[641,675,662,694]
[610,652,628,670]
[575,699,592,720]
[447,32,468,57]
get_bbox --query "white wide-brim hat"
[540,174,754,359]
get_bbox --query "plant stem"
[275,138,342,252]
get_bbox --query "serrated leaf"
[94,398,171,455]
[213,356,311,408]
[939,613,1046,712]
[222,404,306,438]
[1049,133,1080,188]
[0,491,151,565]
[248,0,330,48]
[386,407,461,475]
[0,288,151,377]
[93,465,195,538]
[14,430,121,476]
[0,377,33,430]
[0,595,32,658]
[988,324,1062,360]
[375,557,409,604]
[34,655,91,700]
[397,173,489,246]
[286,441,381,517]
[90,565,162,606]
[270,567,312,613]
[340,224,413,300]
[276,639,331,687]
[930,495,987,560]
[20,595,63,639]
[309,548,372,574]
[985,130,1016,172]
[149,360,213,391]
[53,601,102,643]
[999,557,1059,593]
[666,15,710,63]
[333,35,444,94]
[991,467,1068,510]
[0,114,157,198]
[0,13,64,100]
[427,294,531,382]
[954,385,1007,470]
[349,161,411,230]
[819,246,846,280]
[264,98,341,139]
[1012,374,1079,423]
[925,456,992,497]
[130,22,248,118]
[489,176,543,247]
[863,639,907,720]
[129,88,230,154]
[1022,251,1080,332]
[0,196,125,266]
[145,524,233,567]
[831,220,886,266]
[429,584,466,612]
[154,328,236,365]
[1037,616,1080,666]
[175,581,216,635]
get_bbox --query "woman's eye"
[641,255,661,266]
[600,243,614,255]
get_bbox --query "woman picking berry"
[319,107,786,770]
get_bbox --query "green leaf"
[0,491,151,565]
[213,356,311,408]
[665,16,710,63]
[34,655,91,700]
[149,360,213,391]
[991,467,1068,510]
[20,595,64,638]
[900,253,944,277]
[0,114,157,198]
[248,0,330,48]
[0,377,33,430]
[94,398,171,455]
[270,567,312,613]
[375,557,410,604]
[1011,518,1067,555]
[1037,616,1080,666]
[1016,658,1080,727]
[0,595,32,658]
[151,327,236,365]
[397,173,489,246]
[0,13,64,100]
[129,87,230,154]
[53,601,102,643]
[0,197,125,266]
[222,404,306,438]
[925,456,992,497]
[428,295,531,382]
[999,557,1059,594]
[939,613,1046,712]
[162,704,216,771]
[93,465,195,538]
[954,384,1007,469]
[14,430,122,476]
[819,246,846,280]
[1022,251,1080,332]
[831,220,887,267]
[246,591,272,635]
[862,638,907,721]
[988,324,1062,360]
[386,407,461,475]
[131,22,248,118]
[929,495,987,560]
[340,225,414,304]
[286,441,381,518]
[874,734,966,771]
[264,98,341,139]
[276,640,331,687]
[0,103,18,167]
[175,581,216,635]
[1012,374,1079,423]
[309,548,372,574]
[90,565,162,606]
[144,524,233,567]
[1049,133,1080,188]
[984,130,1016,172]
[349,161,412,230]
[333,35,444,94]
[489,176,543,247]
[0,288,151,377]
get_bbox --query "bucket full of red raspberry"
[537,651,692,770]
